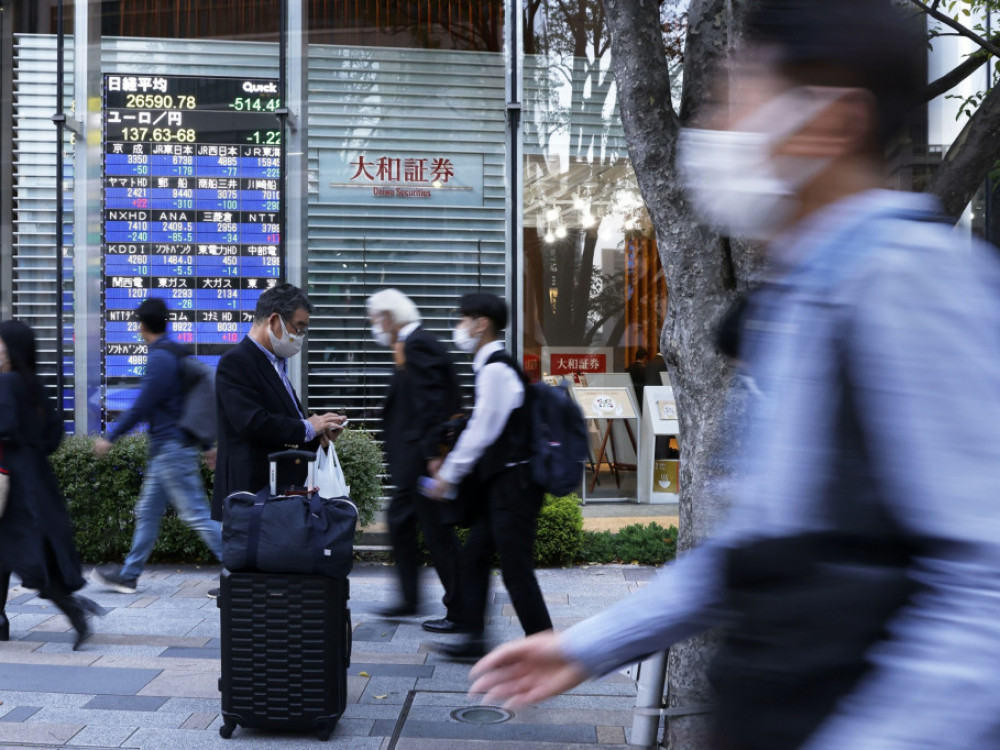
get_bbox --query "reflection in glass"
[522,0,665,384]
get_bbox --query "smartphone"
[418,476,457,500]
[417,476,437,497]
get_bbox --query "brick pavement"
[0,562,660,749]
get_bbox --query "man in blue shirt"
[469,2,1000,748]
[92,298,222,594]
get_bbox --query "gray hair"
[366,288,421,326]
[253,283,313,323]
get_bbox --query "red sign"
[551,353,606,375]
[523,354,541,382]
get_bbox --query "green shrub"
[577,529,617,564]
[52,434,217,564]
[578,523,678,566]
[533,493,584,566]
[333,428,383,529]
[51,430,385,564]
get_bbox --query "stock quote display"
[102,73,283,426]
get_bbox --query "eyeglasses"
[284,317,308,337]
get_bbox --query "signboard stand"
[572,386,639,505]
[638,386,680,504]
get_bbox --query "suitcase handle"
[267,450,317,463]
[268,450,317,497]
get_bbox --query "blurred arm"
[559,540,731,677]
[107,347,173,442]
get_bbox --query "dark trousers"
[0,568,8,611]
[458,464,552,636]
[387,483,461,619]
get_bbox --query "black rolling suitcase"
[217,570,351,740]
[218,451,354,741]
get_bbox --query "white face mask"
[452,323,479,353]
[371,323,393,348]
[268,317,305,358]
[677,87,843,240]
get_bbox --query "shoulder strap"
[485,349,530,388]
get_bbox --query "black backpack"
[527,379,589,496]
[488,352,589,496]
[168,343,217,445]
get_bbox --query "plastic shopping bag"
[315,443,349,499]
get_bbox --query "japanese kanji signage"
[319,150,484,207]
[550,353,607,376]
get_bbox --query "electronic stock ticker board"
[102,74,283,427]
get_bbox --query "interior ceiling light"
[555,225,568,239]
[545,207,560,222]
[544,230,556,243]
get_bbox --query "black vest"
[475,350,532,481]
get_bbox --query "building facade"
[0,0,664,434]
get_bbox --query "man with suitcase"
[92,297,222,594]
[211,283,345,597]
[366,289,463,632]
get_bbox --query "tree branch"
[908,0,1000,59]
[921,52,988,102]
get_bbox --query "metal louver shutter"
[305,45,507,425]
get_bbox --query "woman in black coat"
[0,320,100,649]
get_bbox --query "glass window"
[521,0,664,386]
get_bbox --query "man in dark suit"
[212,283,345,525]
[367,289,463,633]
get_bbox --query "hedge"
[50,434,674,568]
[51,430,384,564]
[534,493,584,566]
[578,522,678,566]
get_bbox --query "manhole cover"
[451,706,514,725]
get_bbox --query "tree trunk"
[930,80,1000,219]
[601,0,746,746]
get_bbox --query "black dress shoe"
[0,613,9,642]
[435,636,487,660]
[421,617,463,634]
[375,603,419,619]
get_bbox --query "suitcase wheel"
[317,723,334,741]
[219,719,236,739]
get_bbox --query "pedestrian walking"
[469,2,1000,748]
[92,298,223,595]
[0,321,102,649]
[366,289,464,631]
[426,293,552,659]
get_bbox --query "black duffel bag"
[223,487,357,578]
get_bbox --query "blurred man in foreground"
[469,2,1000,748]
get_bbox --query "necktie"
[273,359,304,419]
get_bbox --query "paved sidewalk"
[0,562,660,749]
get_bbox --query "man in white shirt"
[427,293,552,659]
